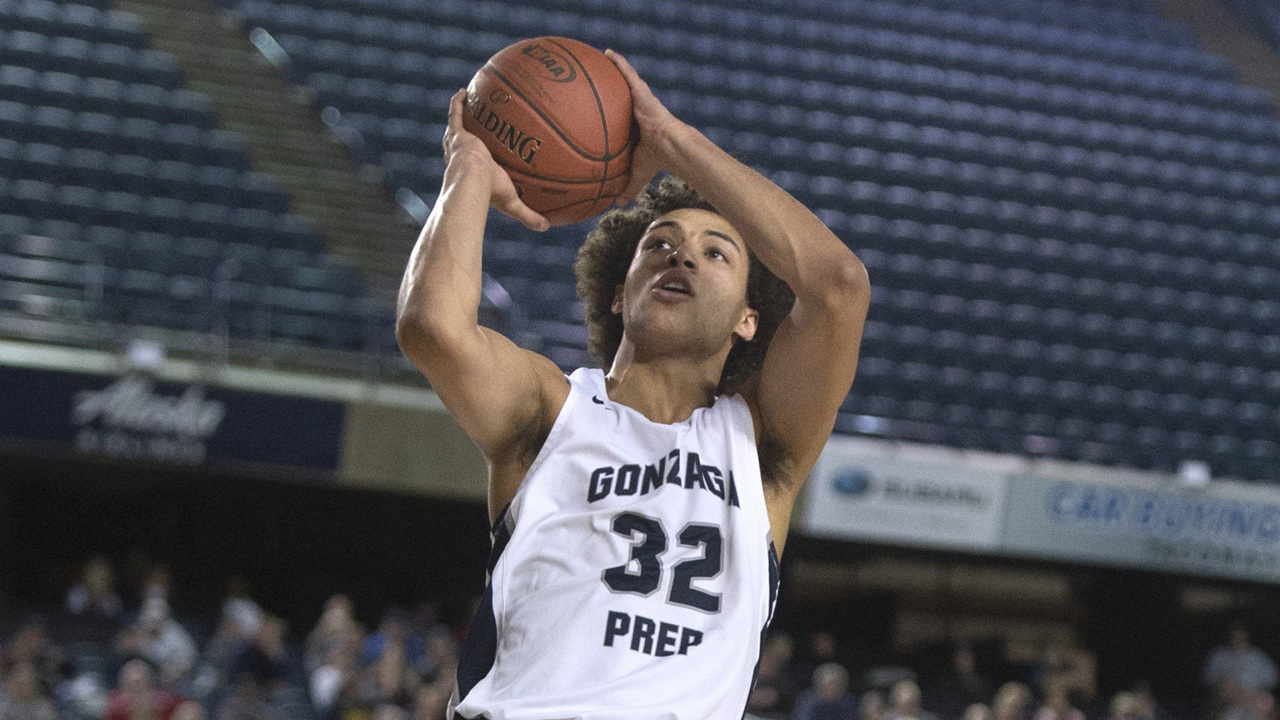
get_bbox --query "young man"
[396,50,870,719]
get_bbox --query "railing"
[0,233,427,385]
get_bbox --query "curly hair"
[574,176,795,395]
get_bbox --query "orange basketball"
[463,37,636,226]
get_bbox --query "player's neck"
[604,344,724,424]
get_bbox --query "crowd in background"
[0,557,457,720]
[745,625,1278,720]
[0,556,1276,720]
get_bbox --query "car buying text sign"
[1001,474,1280,583]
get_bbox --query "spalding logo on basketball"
[463,37,636,226]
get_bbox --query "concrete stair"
[115,0,417,292]
[1152,0,1280,115]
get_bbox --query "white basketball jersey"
[450,368,779,720]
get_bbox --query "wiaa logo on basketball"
[465,90,543,165]
[519,42,576,83]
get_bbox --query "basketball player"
[396,50,870,718]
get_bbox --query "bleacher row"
[211,0,1280,481]
[4,0,1280,480]
[0,1,393,353]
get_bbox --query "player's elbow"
[810,255,870,310]
[834,255,871,298]
[395,306,465,361]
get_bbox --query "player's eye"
[708,248,726,261]
[646,238,670,251]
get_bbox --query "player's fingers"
[446,88,466,134]
[443,89,465,155]
[495,194,550,232]
[604,49,652,98]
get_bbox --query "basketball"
[462,37,636,226]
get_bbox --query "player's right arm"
[395,89,569,519]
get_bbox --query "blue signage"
[0,365,344,474]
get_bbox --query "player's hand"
[605,49,686,205]
[443,88,549,232]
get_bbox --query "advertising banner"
[1001,474,1280,583]
[0,365,344,474]
[801,438,1009,551]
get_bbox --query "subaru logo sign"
[834,467,873,496]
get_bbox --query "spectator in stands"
[216,617,289,720]
[860,691,887,720]
[215,674,286,720]
[115,597,198,686]
[407,601,444,646]
[423,631,457,688]
[747,634,801,717]
[220,576,264,642]
[230,616,288,695]
[104,659,184,720]
[64,556,124,642]
[0,661,56,720]
[1219,689,1277,720]
[805,632,840,669]
[992,682,1033,720]
[963,703,993,720]
[1129,681,1165,720]
[204,578,267,688]
[1033,642,1096,706]
[171,701,205,720]
[305,595,364,675]
[886,680,940,720]
[362,608,426,674]
[928,644,992,720]
[1204,623,1278,707]
[412,682,451,720]
[140,565,174,607]
[1108,691,1140,720]
[310,640,358,720]
[793,663,858,720]
[2,619,63,692]
[1034,682,1086,720]
[372,704,409,720]
[352,624,420,712]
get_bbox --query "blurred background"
[4,0,1280,719]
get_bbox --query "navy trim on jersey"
[741,538,781,719]
[455,502,516,712]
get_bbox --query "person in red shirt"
[104,659,184,720]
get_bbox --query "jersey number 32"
[602,511,723,613]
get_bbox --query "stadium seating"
[0,1,394,352]
[204,0,1280,481]
[4,0,1278,480]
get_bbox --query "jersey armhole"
[512,370,586,503]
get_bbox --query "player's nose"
[666,250,695,270]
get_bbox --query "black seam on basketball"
[546,38,610,207]
[495,155,630,185]
[535,194,612,217]
[484,63,613,163]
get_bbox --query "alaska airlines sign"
[71,376,227,464]
[0,366,343,473]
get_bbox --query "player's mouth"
[652,269,695,301]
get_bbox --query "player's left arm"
[609,51,871,545]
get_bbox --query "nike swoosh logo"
[592,395,605,405]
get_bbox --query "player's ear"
[734,306,759,343]
[611,284,625,315]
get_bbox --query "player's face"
[613,208,758,358]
